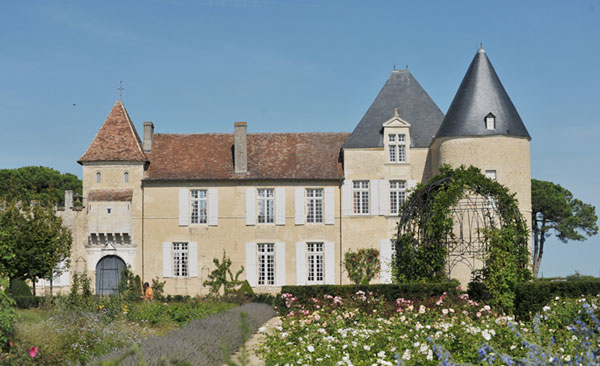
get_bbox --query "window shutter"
[208,189,218,226]
[245,242,257,287]
[379,239,392,284]
[324,241,335,285]
[178,189,189,226]
[341,180,353,216]
[407,179,418,191]
[275,242,286,286]
[370,179,379,215]
[294,188,305,225]
[275,187,286,225]
[378,180,389,216]
[245,188,256,226]
[324,187,335,225]
[163,242,172,278]
[296,242,306,285]
[189,242,198,277]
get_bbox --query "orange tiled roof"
[88,189,133,201]
[145,132,349,180]
[78,100,147,164]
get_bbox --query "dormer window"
[96,172,102,183]
[485,113,496,130]
[388,134,406,163]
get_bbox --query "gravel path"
[226,316,281,366]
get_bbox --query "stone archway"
[95,255,126,295]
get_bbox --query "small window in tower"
[107,207,112,214]
[96,172,101,183]
[124,172,129,184]
[485,113,496,130]
[485,170,497,181]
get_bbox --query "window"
[485,113,496,130]
[124,172,129,183]
[485,170,497,181]
[96,172,101,183]
[388,134,406,163]
[390,180,406,215]
[190,190,208,224]
[257,189,274,223]
[306,242,324,284]
[306,189,323,223]
[353,181,369,214]
[106,207,112,214]
[172,242,188,277]
[257,243,275,285]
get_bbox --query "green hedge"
[13,296,48,309]
[514,279,600,320]
[279,281,460,308]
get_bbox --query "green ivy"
[343,248,380,285]
[395,165,530,308]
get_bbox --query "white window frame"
[257,243,275,286]
[257,188,274,224]
[353,181,369,214]
[190,189,208,224]
[390,180,406,215]
[306,242,324,284]
[172,242,188,277]
[485,170,497,181]
[306,188,323,223]
[388,134,406,163]
[485,113,496,130]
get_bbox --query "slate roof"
[88,189,133,201]
[435,48,531,140]
[145,132,348,181]
[78,100,148,164]
[344,70,444,149]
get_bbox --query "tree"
[0,166,82,206]
[0,200,72,295]
[531,179,598,277]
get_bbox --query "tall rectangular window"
[257,189,274,223]
[173,242,188,277]
[306,189,323,223]
[257,243,275,286]
[306,242,324,284]
[388,134,406,163]
[190,190,208,224]
[390,180,406,215]
[353,181,369,214]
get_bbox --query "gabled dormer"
[383,108,411,164]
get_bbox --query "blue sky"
[1,1,598,277]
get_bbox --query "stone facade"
[53,48,532,295]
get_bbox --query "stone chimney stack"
[143,121,154,152]
[65,190,73,209]
[234,122,248,174]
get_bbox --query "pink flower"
[476,312,482,318]
[29,347,38,357]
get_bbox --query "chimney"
[65,190,73,209]
[143,121,154,152]
[234,122,247,174]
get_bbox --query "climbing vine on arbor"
[394,165,530,308]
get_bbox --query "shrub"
[118,267,142,303]
[514,279,600,320]
[12,296,45,309]
[0,278,16,351]
[344,248,380,285]
[277,282,460,312]
[151,277,166,301]
[9,279,31,297]
[203,251,244,295]
[95,303,276,365]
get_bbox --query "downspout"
[339,180,343,285]
[141,182,145,284]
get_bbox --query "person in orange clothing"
[141,282,154,301]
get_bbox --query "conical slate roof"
[435,48,531,140]
[78,100,148,164]
[344,70,444,148]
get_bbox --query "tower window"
[96,172,101,183]
[124,172,129,183]
[485,113,496,130]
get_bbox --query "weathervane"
[117,80,124,99]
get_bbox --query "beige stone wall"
[141,180,342,295]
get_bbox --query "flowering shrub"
[260,291,600,365]
[344,248,381,285]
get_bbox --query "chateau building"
[53,48,531,295]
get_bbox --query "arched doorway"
[95,255,126,295]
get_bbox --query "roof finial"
[393,64,396,71]
[394,107,399,118]
[405,64,408,70]
[117,80,124,99]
